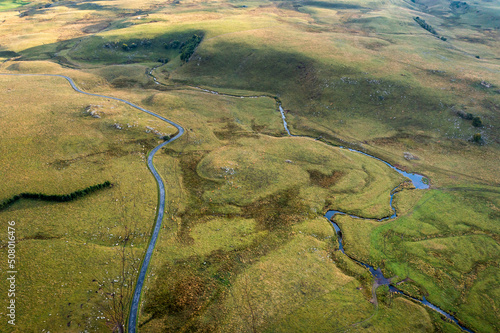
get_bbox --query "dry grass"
[0,0,498,332]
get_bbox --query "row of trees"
[0,181,112,210]
[117,34,203,62]
[414,17,447,41]
[414,17,436,34]
[180,34,203,62]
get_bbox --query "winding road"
[2,72,472,332]
[0,73,184,333]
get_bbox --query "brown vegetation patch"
[50,151,108,169]
[81,21,111,34]
[143,262,214,328]
[111,77,141,88]
[49,144,132,169]
[307,169,343,188]
[244,188,308,231]
[182,151,211,200]
[370,132,432,146]
[213,119,259,140]
[362,41,389,51]
[455,35,490,45]
[295,61,322,101]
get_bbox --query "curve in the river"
[148,65,165,86]
[0,73,184,333]
[276,95,471,332]
[327,210,473,332]
[123,71,468,331]
[195,85,473,332]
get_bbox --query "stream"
[148,66,163,85]
[195,87,472,332]
[325,209,473,333]
[143,72,471,331]
[0,69,473,332]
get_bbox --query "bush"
[414,17,437,35]
[121,43,129,51]
[472,133,483,143]
[457,110,474,120]
[165,40,181,49]
[472,116,482,127]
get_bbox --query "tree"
[472,116,482,127]
[472,133,482,144]
[90,188,142,333]
[165,40,180,49]
[93,227,139,333]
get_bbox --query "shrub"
[472,133,482,143]
[165,40,181,49]
[457,110,474,120]
[472,116,482,127]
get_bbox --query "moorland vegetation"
[0,0,498,332]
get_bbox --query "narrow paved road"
[0,73,184,333]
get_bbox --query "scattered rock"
[221,167,236,175]
[145,126,167,138]
[85,105,104,118]
[404,152,419,160]
[480,81,492,88]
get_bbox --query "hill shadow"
[301,1,364,10]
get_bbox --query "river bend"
[2,72,472,332]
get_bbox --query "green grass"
[363,189,500,332]
[329,188,500,332]
[195,135,404,216]
[0,0,498,331]
[0,74,177,332]
[0,0,29,11]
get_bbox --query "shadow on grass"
[18,29,204,66]
[301,0,365,10]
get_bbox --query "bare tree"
[90,184,144,332]
[97,227,140,333]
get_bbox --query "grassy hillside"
[0,0,498,332]
[0,73,177,332]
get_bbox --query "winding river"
[2,72,472,332]
[196,87,473,333]
[0,73,184,333]
[279,101,473,333]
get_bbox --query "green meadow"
[0,0,498,332]
[0,1,29,12]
